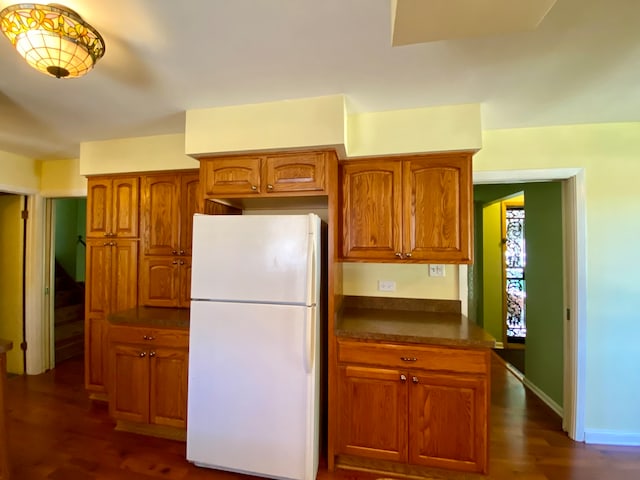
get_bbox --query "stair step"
[55,304,84,327]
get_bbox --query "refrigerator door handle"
[304,305,316,374]
[306,224,316,306]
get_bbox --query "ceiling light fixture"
[0,3,105,79]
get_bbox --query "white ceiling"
[0,0,638,160]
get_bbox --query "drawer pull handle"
[400,374,407,382]
[400,357,417,362]
[139,352,146,358]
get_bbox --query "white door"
[187,300,318,480]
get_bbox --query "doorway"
[472,169,586,442]
[45,197,87,367]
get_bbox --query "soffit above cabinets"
[391,0,558,46]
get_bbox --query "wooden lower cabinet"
[107,324,189,437]
[336,339,489,474]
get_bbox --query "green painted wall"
[0,195,24,374]
[474,182,564,407]
[54,198,86,282]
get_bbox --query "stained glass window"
[505,207,526,341]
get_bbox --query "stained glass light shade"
[0,3,105,78]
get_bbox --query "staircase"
[54,261,85,363]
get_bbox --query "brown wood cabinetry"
[85,175,141,395]
[339,153,473,263]
[139,171,200,308]
[201,150,329,198]
[336,339,489,474]
[107,324,189,433]
[86,176,139,239]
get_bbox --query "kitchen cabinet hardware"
[139,352,146,357]
[400,374,407,382]
[411,376,419,384]
[400,357,417,362]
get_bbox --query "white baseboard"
[584,429,640,446]
[523,377,564,418]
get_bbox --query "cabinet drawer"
[109,325,189,349]
[337,339,489,375]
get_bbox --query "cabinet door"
[142,175,180,255]
[201,157,262,196]
[179,259,192,309]
[109,343,150,424]
[139,257,179,307]
[86,178,112,238]
[263,152,326,193]
[180,173,201,256]
[109,240,139,313]
[149,346,189,428]
[84,240,111,392]
[408,372,488,473]
[111,177,140,238]
[340,160,403,260]
[403,155,472,262]
[338,365,408,462]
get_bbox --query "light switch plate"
[378,280,396,291]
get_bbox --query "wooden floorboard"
[4,354,640,479]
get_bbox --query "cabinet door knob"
[267,184,274,190]
[395,252,403,258]
[172,250,177,255]
[139,352,146,357]
[405,252,412,258]
[172,260,178,265]
[147,336,154,341]
[412,376,419,384]
[179,260,185,265]
[400,374,407,382]
[400,356,417,362]
[179,250,185,255]
[251,185,257,191]
[103,242,110,246]
[149,351,156,357]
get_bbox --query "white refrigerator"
[187,213,321,480]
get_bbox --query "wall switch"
[378,280,396,292]
[429,264,445,277]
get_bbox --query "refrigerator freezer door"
[190,214,320,306]
[187,300,319,480]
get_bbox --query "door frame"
[471,168,586,442]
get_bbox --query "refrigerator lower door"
[187,300,319,480]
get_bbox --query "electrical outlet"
[377,280,396,292]
[428,264,445,277]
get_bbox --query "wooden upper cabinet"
[141,171,201,256]
[340,160,402,260]
[201,151,329,198]
[263,151,326,193]
[339,153,473,263]
[404,156,472,262]
[141,174,180,256]
[87,176,139,238]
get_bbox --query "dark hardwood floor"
[4,354,640,479]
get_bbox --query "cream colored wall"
[0,150,40,193]
[80,133,198,175]
[0,195,24,373]
[342,263,459,299]
[40,158,86,196]
[476,122,640,440]
[346,103,482,157]
[185,95,347,157]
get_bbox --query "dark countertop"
[108,307,190,330]
[0,339,11,354]
[336,297,496,348]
